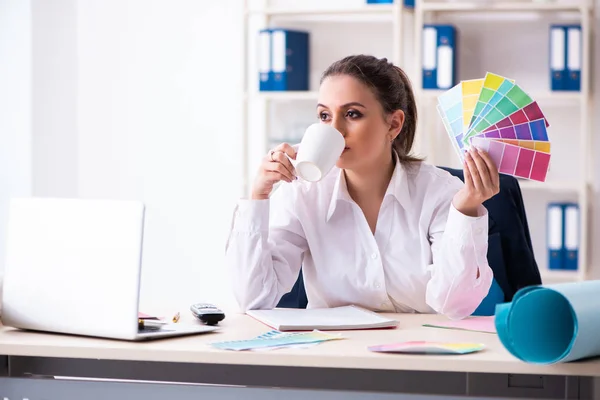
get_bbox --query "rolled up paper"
[495,281,600,364]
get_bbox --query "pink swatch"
[470,137,550,182]
[424,316,496,334]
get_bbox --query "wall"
[0,0,33,277]
[75,0,243,310]
[31,0,78,198]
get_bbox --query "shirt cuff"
[445,203,488,244]
[231,199,270,232]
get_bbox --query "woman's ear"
[388,110,405,141]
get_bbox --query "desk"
[0,313,599,400]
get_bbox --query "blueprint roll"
[495,281,600,364]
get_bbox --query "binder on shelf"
[547,202,564,270]
[366,0,414,7]
[563,203,580,271]
[549,24,581,92]
[566,25,582,91]
[270,29,309,92]
[422,25,457,90]
[258,29,272,91]
[549,25,566,91]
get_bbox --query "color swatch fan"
[437,73,551,182]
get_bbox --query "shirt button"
[375,283,381,289]
[371,253,378,259]
[475,228,483,235]
[381,302,389,308]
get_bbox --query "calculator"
[190,303,225,325]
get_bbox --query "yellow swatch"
[483,72,506,91]
[461,79,484,130]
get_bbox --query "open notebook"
[246,305,398,331]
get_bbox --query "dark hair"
[320,55,422,164]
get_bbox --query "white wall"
[31,0,78,198]
[0,0,33,276]
[75,0,243,311]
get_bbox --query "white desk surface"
[0,312,599,377]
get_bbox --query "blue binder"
[547,202,564,270]
[366,0,414,6]
[258,29,272,91]
[269,29,309,91]
[566,25,582,91]
[563,203,579,270]
[549,25,582,92]
[422,25,457,90]
[549,25,566,91]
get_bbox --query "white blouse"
[225,159,494,320]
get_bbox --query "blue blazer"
[277,167,542,313]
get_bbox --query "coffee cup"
[291,123,345,182]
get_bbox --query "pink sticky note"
[425,316,496,334]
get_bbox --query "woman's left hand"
[452,146,500,217]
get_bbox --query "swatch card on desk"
[369,341,485,355]
[210,330,343,351]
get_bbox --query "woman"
[226,55,500,320]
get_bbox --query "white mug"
[291,123,345,182]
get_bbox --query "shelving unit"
[413,0,594,283]
[247,4,397,16]
[241,0,595,283]
[241,0,413,196]
[420,1,591,12]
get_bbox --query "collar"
[326,151,412,222]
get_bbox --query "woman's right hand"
[251,143,297,200]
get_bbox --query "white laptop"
[1,197,218,341]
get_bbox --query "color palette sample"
[466,80,533,141]
[437,72,552,182]
[468,73,517,134]
[368,341,486,355]
[437,104,465,162]
[479,119,549,141]
[461,79,485,131]
[482,101,550,133]
[210,330,343,351]
[470,137,551,182]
